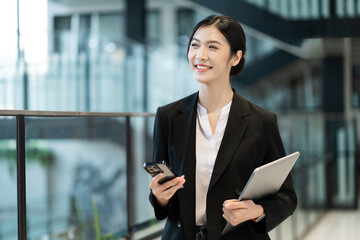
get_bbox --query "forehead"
[192,25,228,44]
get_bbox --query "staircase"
[189,0,360,84]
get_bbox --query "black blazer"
[149,91,297,240]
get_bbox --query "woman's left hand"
[222,199,264,226]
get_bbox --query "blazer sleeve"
[149,107,171,220]
[248,114,298,233]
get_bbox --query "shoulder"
[233,92,276,124]
[157,92,198,117]
[247,100,276,122]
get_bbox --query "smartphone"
[143,161,177,184]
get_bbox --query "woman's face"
[188,25,240,85]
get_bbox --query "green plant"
[92,194,115,240]
[0,140,54,177]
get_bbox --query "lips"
[195,64,212,72]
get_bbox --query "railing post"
[17,115,27,240]
[125,116,134,239]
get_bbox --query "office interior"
[0,0,359,239]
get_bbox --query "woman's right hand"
[149,173,186,207]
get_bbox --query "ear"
[231,50,242,67]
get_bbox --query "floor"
[302,208,360,240]
[148,208,360,240]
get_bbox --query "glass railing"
[1,110,358,240]
[0,116,18,240]
[270,112,358,239]
[279,112,358,208]
[0,110,157,240]
[269,152,329,240]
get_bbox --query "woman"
[148,15,297,240]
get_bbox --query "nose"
[196,46,208,60]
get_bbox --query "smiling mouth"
[196,65,212,70]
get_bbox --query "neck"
[198,81,233,113]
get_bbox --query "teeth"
[197,65,211,69]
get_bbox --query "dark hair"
[187,15,246,76]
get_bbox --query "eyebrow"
[192,37,222,45]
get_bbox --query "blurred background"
[0,0,359,239]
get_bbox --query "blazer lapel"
[173,92,198,176]
[208,92,250,191]
[173,93,198,232]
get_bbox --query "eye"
[209,45,218,49]
[191,43,199,48]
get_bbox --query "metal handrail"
[0,110,155,117]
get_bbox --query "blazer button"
[177,221,182,228]
[236,188,242,196]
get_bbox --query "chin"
[195,78,213,84]
[194,76,206,82]
[193,74,209,83]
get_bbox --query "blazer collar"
[172,90,251,186]
[175,92,198,114]
[174,90,251,115]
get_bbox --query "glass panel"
[243,0,327,19]
[293,172,307,237]
[274,113,331,238]
[25,116,127,239]
[336,0,345,17]
[334,120,356,207]
[132,117,157,229]
[147,10,161,46]
[321,0,330,18]
[0,1,22,110]
[177,8,195,50]
[0,117,18,240]
[345,0,356,17]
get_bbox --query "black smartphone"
[143,161,177,184]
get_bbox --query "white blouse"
[195,101,232,225]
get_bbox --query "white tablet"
[222,151,300,235]
[238,151,300,201]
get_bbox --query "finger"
[242,199,254,206]
[149,173,164,189]
[157,177,186,200]
[165,176,186,191]
[222,213,230,223]
[222,206,230,216]
[223,207,247,226]
[224,201,246,210]
[222,212,237,227]
[224,199,238,204]
[151,174,178,190]
[223,199,238,206]
[153,176,185,197]
[154,173,164,181]
[161,176,185,190]
[222,204,236,218]
[166,178,186,195]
